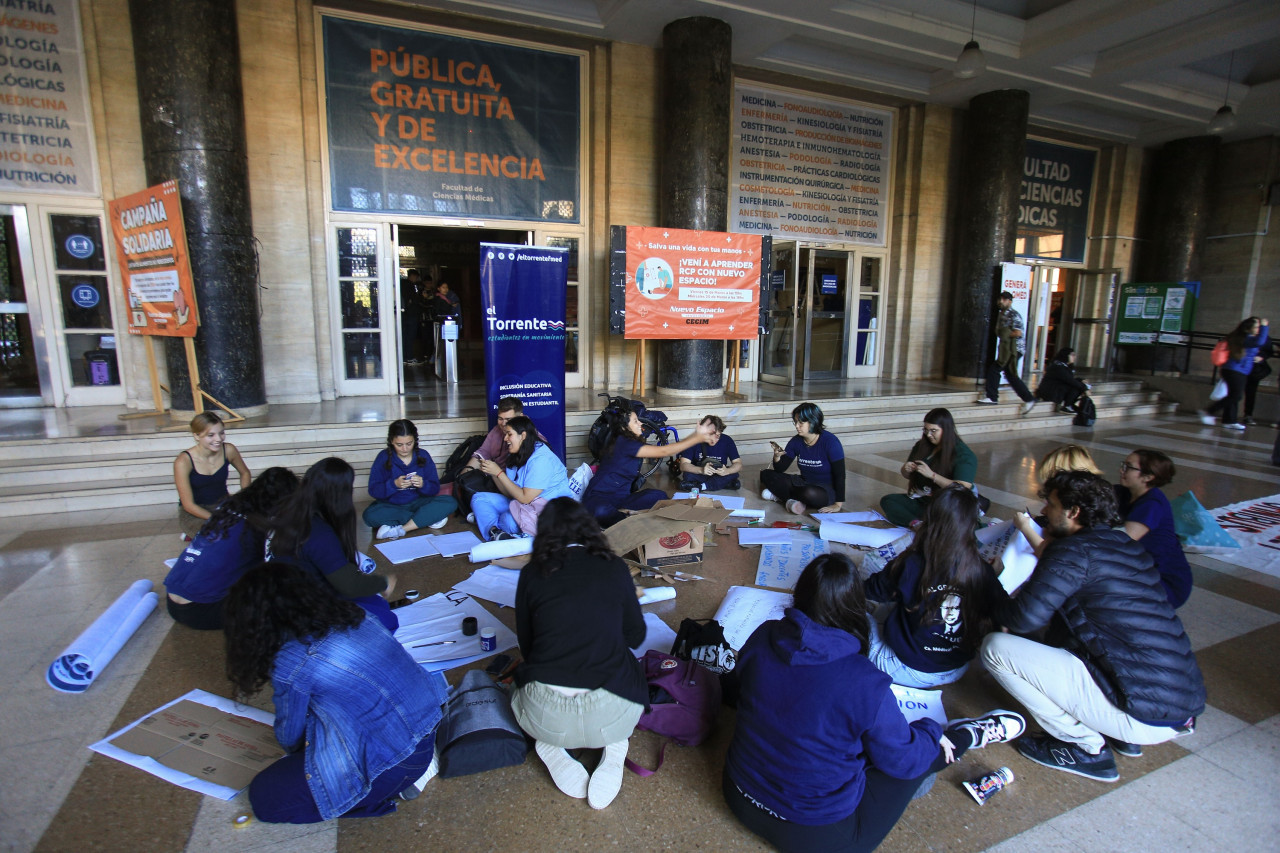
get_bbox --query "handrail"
[1149,330,1225,377]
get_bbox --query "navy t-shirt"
[784,431,844,494]
[679,434,740,469]
[164,518,262,603]
[1121,487,1192,607]
[583,436,645,501]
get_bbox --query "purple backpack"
[627,650,721,776]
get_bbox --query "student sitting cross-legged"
[363,419,455,541]
[677,414,742,491]
[724,553,1025,853]
[471,415,572,541]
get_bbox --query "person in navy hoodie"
[363,419,455,540]
[864,485,1009,688]
[724,553,1025,853]
[165,466,299,630]
[760,402,846,515]
[1203,316,1268,430]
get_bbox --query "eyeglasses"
[1119,463,1143,474]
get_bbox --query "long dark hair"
[503,415,541,470]
[223,562,365,699]
[907,408,959,490]
[792,554,869,653]
[601,402,642,456]
[270,457,357,562]
[530,497,616,576]
[202,466,299,541]
[383,419,427,471]
[1226,316,1261,361]
[884,485,991,651]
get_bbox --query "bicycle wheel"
[635,424,678,487]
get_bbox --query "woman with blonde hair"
[173,411,251,539]
[1037,444,1101,483]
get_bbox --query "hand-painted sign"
[730,84,893,246]
[479,244,568,460]
[322,17,580,223]
[1018,139,1096,264]
[108,180,198,337]
[623,226,761,340]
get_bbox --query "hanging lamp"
[954,0,986,79]
[1207,50,1237,135]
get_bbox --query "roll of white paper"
[47,579,159,693]
[469,536,534,563]
[818,521,911,548]
[637,585,677,605]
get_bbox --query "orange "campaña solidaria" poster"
[109,180,199,338]
[624,226,761,340]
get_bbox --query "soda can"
[963,766,1014,805]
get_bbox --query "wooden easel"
[631,339,646,398]
[725,340,742,394]
[120,335,245,429]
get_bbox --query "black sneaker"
[678,480,700,492]
[1015,734,1119,782]
[489,525,515,542]
[1106,738,1143,757]
[949,709,1026,748]
[728,478,742,490]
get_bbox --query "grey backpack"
[435,670,529,778]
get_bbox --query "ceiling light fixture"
[1207,50,1238,135]
[953,0,985,79]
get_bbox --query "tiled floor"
[4,403,1280,852]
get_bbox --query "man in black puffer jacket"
[982,471,1205,782]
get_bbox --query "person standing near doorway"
[977,291,1036,415]
[400,269,425,366]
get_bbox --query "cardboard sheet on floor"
[890,685,947,727]
[673,492,746,510]
[714,586,794,650]
[432,531,483,558]
[604,498,735,558]
[630,612,678,658]
[977,519,1040,593]
[374,534,440,564]
[819,521,910,548]
[452,564,520,608]
[755,533,831,590]
[394,591,516,671]
[90,689,282,800]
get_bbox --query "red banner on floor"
[624,226,761,340]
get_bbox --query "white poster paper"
[394,591,517,671]
[755,535,831,590]
[374,535,440,564]
[713,586,793,650]
[738,528,794,546]
[452,565,520,608]
[631,612,679,658]
[819,521,910,548]
[889,684,947,727]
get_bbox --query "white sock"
[535,740,588,799]
[588,740,629,809]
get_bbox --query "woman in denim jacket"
[225,562,447,823]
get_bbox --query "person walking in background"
[977,291,1036,415]
[1242,340,1274,426]
[1202,316,1269,430]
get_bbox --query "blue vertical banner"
[479,244,568,461]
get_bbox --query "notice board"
[1115,282,1199,345]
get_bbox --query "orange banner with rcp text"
[109,180,199,337]
[624,226,761,340]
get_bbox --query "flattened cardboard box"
[604,497,734,568]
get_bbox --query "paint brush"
[411,640,457,648]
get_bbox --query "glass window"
[59,275,112,329]
[544,236,578,373]
[66,333,119,386]
[343,332,382,380]
[50,215,106,271]
[337,228,381,381]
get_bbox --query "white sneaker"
[761,489,777,502]
[588,739,629,809]
[1222,422,1246,431]
[535,740,588,798]
[1020,400,1037,416]
[428,516,449,529]
[1197,410,1216,426]
[786,499,806,515]
[465,512,475,525]
[975,397,997,405]
[376,524,406,540]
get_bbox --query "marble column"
[657,17,732,397]
[130,0,267,414]
[946,90,1030,383]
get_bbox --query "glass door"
[850,254,883,376]
[535,231,582,388]
[760,240,799,385]
[0,205,52,406]
[805,249,850,379]
[330,223,395,396]
[48,212,122,405]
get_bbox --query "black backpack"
[441,433,487,483]
[1073,396,1097,427]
